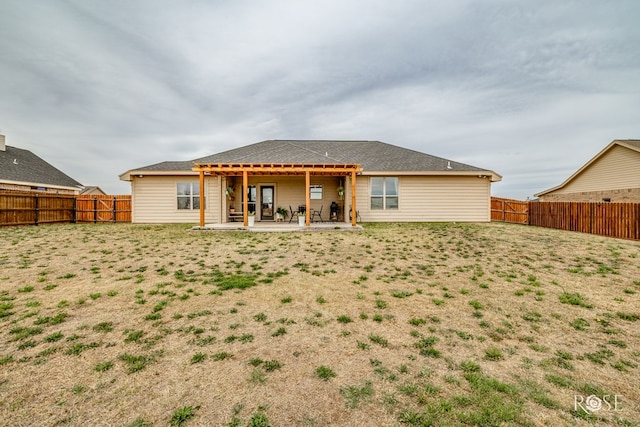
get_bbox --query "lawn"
[0,222,638,426]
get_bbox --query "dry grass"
[0,222,639,426]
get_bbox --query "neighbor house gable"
[535,140,640,198]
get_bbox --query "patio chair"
[311,205,324,223]
[348,206,362,222]
[288,205,299,223]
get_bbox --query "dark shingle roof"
[130,140,489,173]
[0,146,82,189]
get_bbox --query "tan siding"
[131,174,491,223]
[131,175,220,224]
[355,176,491,222]
[553,145,640,195]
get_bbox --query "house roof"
[535,139,640,197]
[0,145,83,190]
[79,186,107,195]
[120,140,501,181]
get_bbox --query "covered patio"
[192,162,363,228]
[192,221,363,232]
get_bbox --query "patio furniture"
[329,201,339,222]
[228,212,244,222]
[311,205,324,223]
[348,206,362,222]
[288,205,299,223]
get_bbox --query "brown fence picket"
[0,192,131,226]
[491,197,529,224]
[516,199,639,241]
[75,195,131,223]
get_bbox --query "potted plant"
[225,186,235,200]
[275,206,289,222]
[337,184,344,200]
[298,211,306,226]
[247,211,255,227]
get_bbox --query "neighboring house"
[119,140,501,226]
[79,186,107,196]
[535,140,640,202]
[0,134,83,194]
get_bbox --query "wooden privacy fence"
[491,197,640,241]
[76,195,132,223]
[528,201,640,241]
[491,197,529,224]
[0,192,131,226]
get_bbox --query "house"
[79,186,107,196]
[119,140,501,226]
[535,140,640,202]
[0,134,83,194]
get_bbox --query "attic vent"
[447,161,452,169]
[13,159,18,165]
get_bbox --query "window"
[310,185,323,200]
[241,185,257,214]
[370,177,398,210]
[177,182,201,210]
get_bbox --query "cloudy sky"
[1,0,638,197]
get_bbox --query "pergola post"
[199,169,205,227]
[351,170,357,226]
[242,170,248,227]
[305,170,311,226]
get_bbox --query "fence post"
[34,194,39,226]
[72,196,77,224]
[94,197,98,224]
[113,196,117,223]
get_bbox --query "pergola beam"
[193,163,361,176]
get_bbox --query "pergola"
[192,162,363,227]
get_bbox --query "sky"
[0,0,638,198]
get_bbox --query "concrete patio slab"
[191,221,363,232]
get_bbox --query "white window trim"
[370,177,398,210]
[177,182,202,210]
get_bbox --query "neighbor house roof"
[79,186,107,195]
[0,145,83,190]
[120,140,501,181]
[535,139,640,197]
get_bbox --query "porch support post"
[199,169,205,227]
[351,170,357,227]
[242,170,249,226]
[305,170,311,226]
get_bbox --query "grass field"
[0,222,638,426]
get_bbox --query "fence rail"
[0,192,131,226]
[491,197,529,224]
[491,197,640,241]
[76,195,132,223]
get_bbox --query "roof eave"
[119,170,197,181]
[362,170,502,182]
[0,179,83,192]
